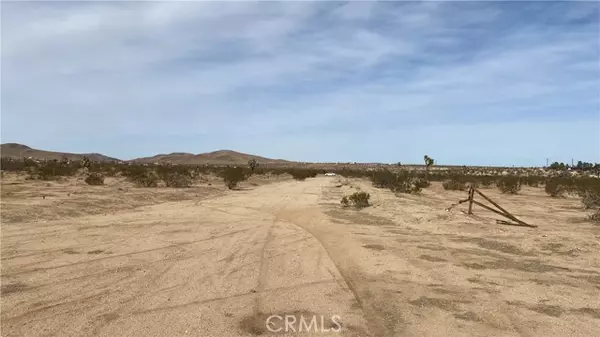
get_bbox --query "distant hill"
[1,143,288,165]
[0,143,120,162]
[132,150,289,165]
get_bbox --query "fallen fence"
[446,186,537,228]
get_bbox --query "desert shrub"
[131,171,159,187]
[336,168,369,179]
[1,158,27,172]
[121,165,159,187]
[341,196,350,207]
[85,173,104,185]
[545,177,568,197]
[156,166,193,188]
[524,175,543,187]
[288,169,317,181]
[29,161,78,180]
[162,172,192,188]
[134,173,159,187]
[371,169,396,189]
[413,177,431,189]
[442,179,467,191]
[590,209,600,224]
[580,190,600,210]
[478,176,495,188]
[348,191,370,208]
[221,167,248,189]
[497,176,521,194]
[371,169,425,194]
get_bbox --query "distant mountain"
[132,149,289,165]
[0,143,288,165]
[0,143,119,162]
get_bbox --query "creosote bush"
[545,177,568,197]
[497,176,521,194]
[288,169,318,181]
[342,191,370,208]
[590,209,600,224]
[442,179,466,191]
[581,190,600,210]
[156,166,193,188]
[122,165,159,187]
[371,169,427,194]
[163,172,192,188]
[84,173,104,185]
[221,167,248,189]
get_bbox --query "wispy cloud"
[2,1,598,166]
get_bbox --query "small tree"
[248,159,259,174]
[81,156,91,169]
[424,155,434,180]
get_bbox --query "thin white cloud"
[1,1,598,164]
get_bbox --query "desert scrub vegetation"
[371,169,427,194]
[545,177,569,197]
[221,167,248,189]
[156,166,193,188]
[29,160,79,180]
[442,179,467,191]
[122,166,159,187]
[497,176,521,194]
[288,168,318,181]
[84,173,104,186]
[341,191,370,209]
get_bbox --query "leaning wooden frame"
[446,186,537,228]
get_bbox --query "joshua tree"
[81,156,91,169]
[248,159,259,174]
[424,155,434,179]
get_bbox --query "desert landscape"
[1,144,599,337]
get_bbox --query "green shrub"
[348,191,370,208]
[341,196,350,207]
[497,176,521,194]
[85,173,104,185]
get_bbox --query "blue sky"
[1,1,599,166]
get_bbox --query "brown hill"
[132,150,288,165]
[0,143,119,162]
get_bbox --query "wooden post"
[467,186,475,215]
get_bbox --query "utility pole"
[546,158,549,167]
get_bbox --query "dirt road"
[2,177,599,336]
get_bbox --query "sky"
[1,1,599,166]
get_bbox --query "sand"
[2,174,599,336]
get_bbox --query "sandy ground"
[1,175,599,337]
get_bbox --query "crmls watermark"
[266,314,343,333]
